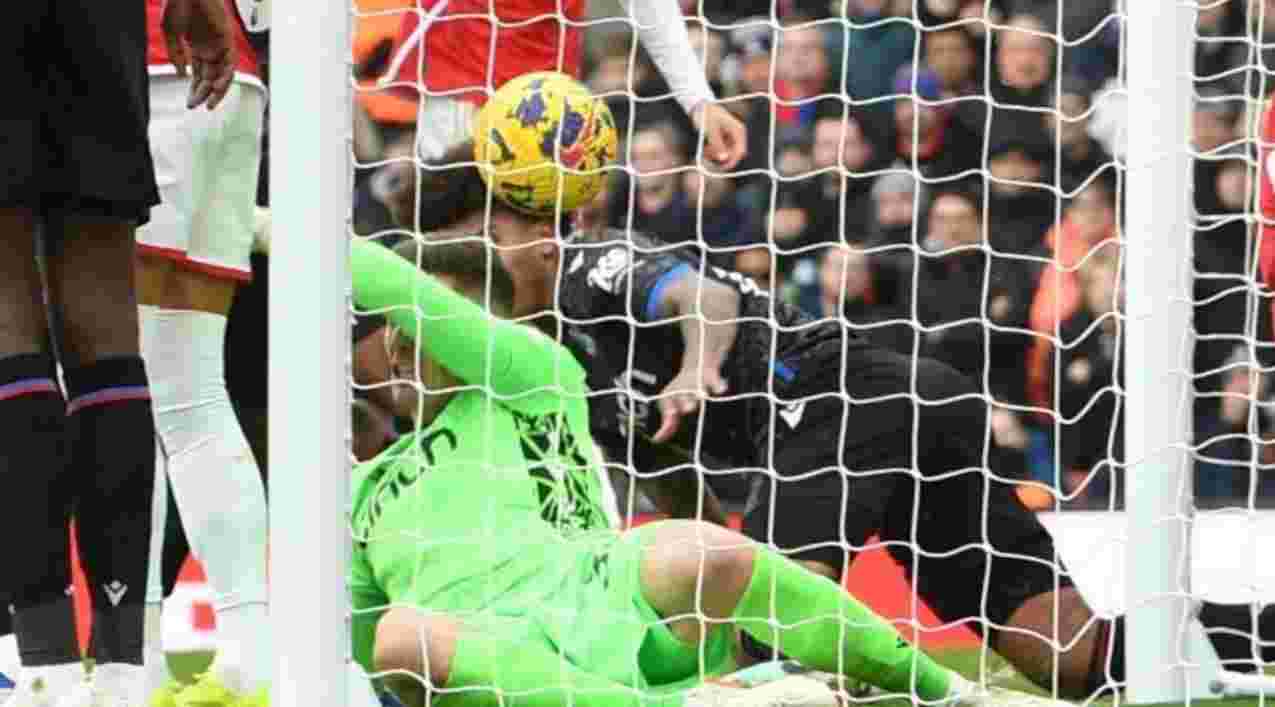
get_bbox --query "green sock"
[731,548,953,701]
[445,630,684,707]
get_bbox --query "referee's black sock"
[0,353,79,666]
[65,356,155,666]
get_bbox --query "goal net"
[271,0,1275,705]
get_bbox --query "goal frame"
[261,1,1275,704]
[268,0,352,705]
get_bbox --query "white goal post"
[1122,0,1198,703]
[269,0,351,705]
[261,1,1275,706]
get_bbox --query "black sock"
[1200,601,1275,672]
[0,354,78,665]
[65,356,155,666]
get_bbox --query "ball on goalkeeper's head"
[473,71,618,216]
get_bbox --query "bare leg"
[46,218,154,671]
[997,587,1103,699]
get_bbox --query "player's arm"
[350,544,389,676]
[619,0,747,168]
[351,238,586,398]
[643,266,741,443]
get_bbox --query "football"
[473,71,618,215]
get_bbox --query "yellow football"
[473,71,618,215]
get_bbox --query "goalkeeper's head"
[389,139,581,322]
[369,233,517,424]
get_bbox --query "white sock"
[144,443,171,696]
[140,307,270,692]
[7,663,84,700]
[90,663,146,705]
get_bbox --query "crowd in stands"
[336,0,1275,511]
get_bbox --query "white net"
[338,0,1275,705]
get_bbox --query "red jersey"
[147,0,263,82]
[389,0,587,107]
[1260,99,1275,286]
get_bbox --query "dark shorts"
[0,0,159,224]
[743,347,1070,632]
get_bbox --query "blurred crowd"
[338,0,1275,511]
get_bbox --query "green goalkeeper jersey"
[348,239,614,673]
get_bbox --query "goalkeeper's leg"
[636,520,958,703]
[374,524,965,707]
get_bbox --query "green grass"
[891,648,1274,707]
[162,648,1271,706]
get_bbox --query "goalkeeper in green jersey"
[349,234,1020,707]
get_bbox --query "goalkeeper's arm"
[350,238,587,399]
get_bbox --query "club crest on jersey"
[587,248,641,294]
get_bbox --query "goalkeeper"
[400,144,1275,699]
[349,235,990,707]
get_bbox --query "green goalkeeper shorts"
[495,524,738,690]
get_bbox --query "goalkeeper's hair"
[414,140,554,232]
[390,234,517,317]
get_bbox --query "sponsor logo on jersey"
[587,248,642,294]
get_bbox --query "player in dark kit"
[395,141,1275,700]
[0,1,236,704]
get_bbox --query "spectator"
[1049,250,1122,505]
[917,183,1038,431]
[1044,74,1115,192]
[609,121,690,239]
[868,168,919,247]
[1025,176,1120,416]
[837,0,917,105]
[891,66,983,179]
[1193,87,1244,156]
[816,244,916,354]
[986,128,1057,254]
[683,170,752,258]
[989,13,1057,140]
[764,105,887,277]
[685,18,729,98]
[588,33,652,96]
[1195,344,1275,506]
[774,19,833,129]
[923,25,981,97]
[733,26,779,181]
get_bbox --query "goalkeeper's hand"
[162,0,238,110]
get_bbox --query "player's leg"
[374,609,676,707]
[135,77,271,696]
[41,0,161,700]
[0,3,87,701]
[738,346,918,665]
[632,519,959,702]
[0,213,83,703]
[884,356,1275,698]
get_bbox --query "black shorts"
[0,1,159,224]
[743,347,1071,632]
